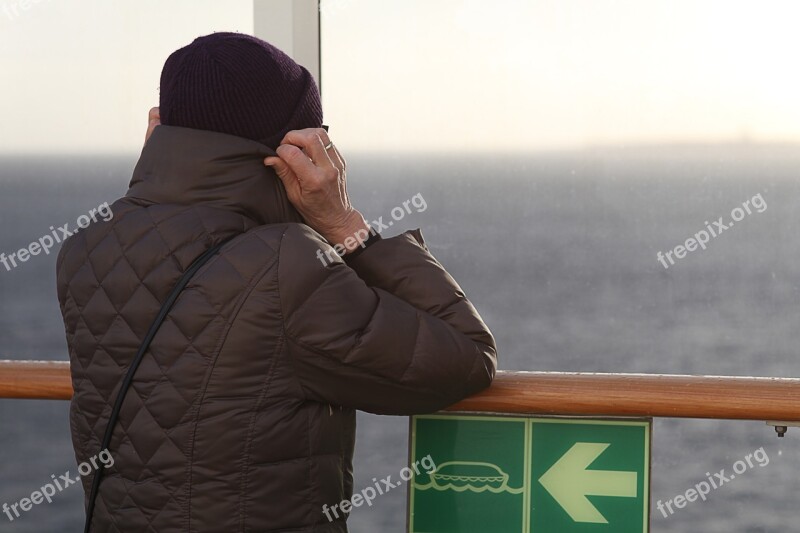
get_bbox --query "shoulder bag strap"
[83,238,231,533]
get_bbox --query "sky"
[2,0,800,154]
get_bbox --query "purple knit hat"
[158,32,323,150]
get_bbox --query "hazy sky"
[2,0,800,154]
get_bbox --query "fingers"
[265,153,305,205]
[315,130,346,172]
[274,143,320,179]
[144,107,161,146]
[264,128,349,210]
[317,132,346,172]
[263,156,292,180]
[328,144,346,172]
[281,128,340,171]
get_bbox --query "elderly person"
[57,32,496,532]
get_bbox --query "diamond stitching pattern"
[58,197,284,530]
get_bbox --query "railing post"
[253,0,321,91]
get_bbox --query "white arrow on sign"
[538,442,637,524]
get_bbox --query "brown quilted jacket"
[56,125,497,532]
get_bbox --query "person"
[56,31,496,532]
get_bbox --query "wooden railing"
[0,360,72,400]
[2,360,800,422]
[447,371,800,421]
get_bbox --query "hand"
[144,107,161,146]
[264,128,369,252]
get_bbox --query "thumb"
[264,156,291,179]
[264,156,301,199]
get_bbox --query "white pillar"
[253,0,321,92]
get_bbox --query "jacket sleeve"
[278,224,497,415]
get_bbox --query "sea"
[1,145,799,532]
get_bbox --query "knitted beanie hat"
[158,32,323,150]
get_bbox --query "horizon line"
[3,139,800,159]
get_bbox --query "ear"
[144,107,161,145]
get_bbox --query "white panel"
[253,0,321,91]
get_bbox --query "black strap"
[83,239,230,533]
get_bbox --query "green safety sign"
[407,414,650,533]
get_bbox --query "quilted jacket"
[56,125,497,532]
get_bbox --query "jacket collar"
[127,125,304,226]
